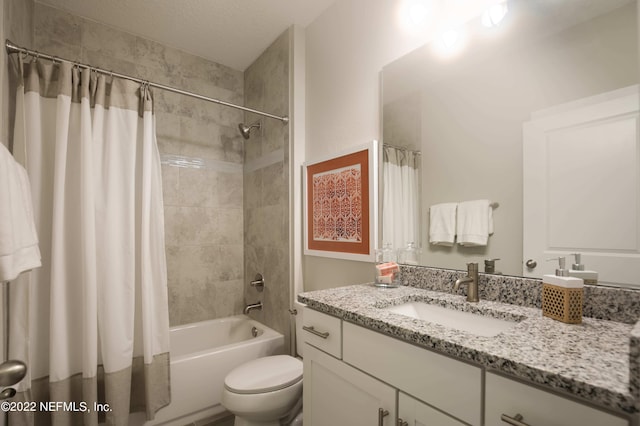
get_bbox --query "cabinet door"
[303,343,396,426]
[398,392,466,426]
[485,372,628,426]
[343,321,482,425]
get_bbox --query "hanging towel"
[456,199,493,247]
[0,143,41,282]
[429,203,458,246]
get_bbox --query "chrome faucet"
[453,262,479,303]
[243,301,263,314]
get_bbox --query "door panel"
[523,85,640,286]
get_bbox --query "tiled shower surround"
[243,30,292,349]
[28,2,291,334]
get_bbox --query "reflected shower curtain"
[382,145,421,252]
[8,57,170,425]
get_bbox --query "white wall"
[303,0,448,291]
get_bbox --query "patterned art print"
[305,148,370,256]
[312,165,362,242]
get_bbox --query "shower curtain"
[382,145,421,252]
[8,57,170,425]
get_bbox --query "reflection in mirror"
[382,0,639,286]
[381,143,421,258]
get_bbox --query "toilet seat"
[224,355,302,395]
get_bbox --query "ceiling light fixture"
[481,1,509,28]
[441,29,460,50]
[433,27,467,58]
[398,0,432,32]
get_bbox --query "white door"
[523,85,640,286]
[303,344,396,426]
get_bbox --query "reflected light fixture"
[441,29,459,49]
[399,0,432,32]
[433,26,467,57]
[482,0,509,28]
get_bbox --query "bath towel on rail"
[0,143,41,282]
[429,203,458,246]
[456,199,494,247]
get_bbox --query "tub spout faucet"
[244,301,263,314]
[453,263,479,303]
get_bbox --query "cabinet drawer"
[343,322,481,425]
[302,308,342,358]
[485,372,629,426]
[399,392,466,426]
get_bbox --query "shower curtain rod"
[383,142,422,155]
[5,39,289,124]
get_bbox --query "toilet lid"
[224,355,303,394]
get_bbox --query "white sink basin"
[383,302,519,337]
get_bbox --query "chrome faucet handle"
[250,273,264,292]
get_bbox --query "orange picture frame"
[304,142,377,261]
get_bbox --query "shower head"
[238,121,261,139]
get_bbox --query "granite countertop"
[298,283,639,414]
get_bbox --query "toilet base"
[232,410,303,426]
[233,417,279,426]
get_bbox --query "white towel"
[0,143,41,282]
[456,199,493,247]
[429,203,457,246]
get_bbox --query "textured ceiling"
[36,0,338,71]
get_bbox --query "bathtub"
[131,315,285,426]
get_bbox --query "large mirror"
[382,0,639,286]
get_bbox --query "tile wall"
[2,0,33,147]
[31,3,248,326]
[243,29,292,349]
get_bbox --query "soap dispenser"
[542,257,583,324]
[568,253,598,285]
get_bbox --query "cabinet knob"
[525,259,537,269]
[378,408,389,426]
[397,418,408,426]
[501,413,530,426]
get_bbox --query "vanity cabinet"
[343,321,482,425]
[301,307,632,426]
[301,308,478,425]
[303,344,396,426]
[398,392,466,426]
[485,372,628,426]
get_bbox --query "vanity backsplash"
[400,265,640,325]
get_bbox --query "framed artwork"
[303,141,378,262]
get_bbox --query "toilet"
[222,302,306,426]
[222,355,302,426]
